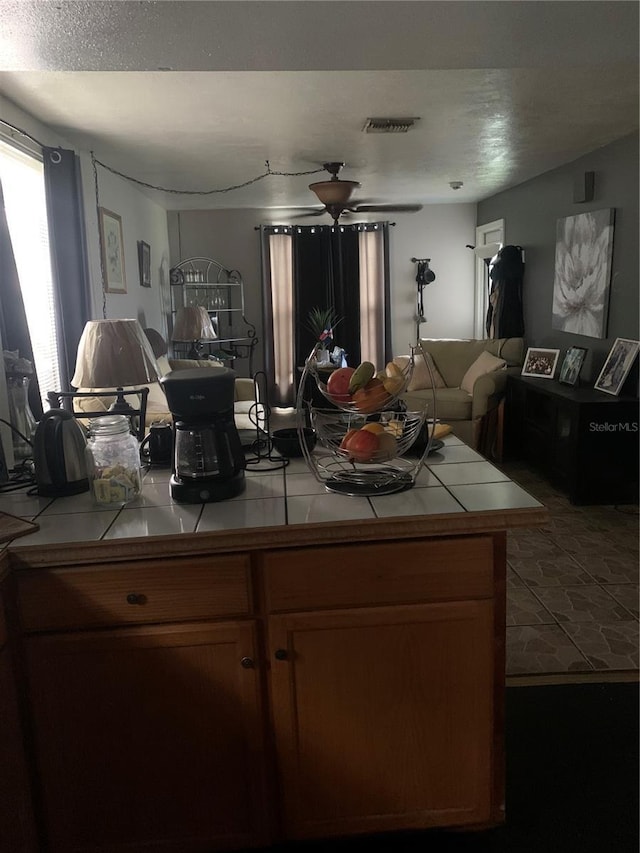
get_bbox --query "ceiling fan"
[298,162,423,223]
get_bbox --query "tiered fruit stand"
[295,345,437,496]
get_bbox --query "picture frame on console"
[594,338,640,396]
[559,346,588,386]
[521,347,560,379]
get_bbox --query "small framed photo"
[559,346,588,386]
[137,240,151,288]
[99,208,126,293]
[521,347,560,379]
[594,338,640,396]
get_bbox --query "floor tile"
[508,552,594,587]
[571,553,639,585]
[426,461,509,486]
[507,529,557,560]
[562,621,639,670]
[506,625,591,674]
[548,530,637,558]
[533,585,631,623]
[605,584,639,619]
[506,566,525,588]
[506,588,555,626]
[198,497,286,531]
[105,504,202,538]
[447,481,542,512]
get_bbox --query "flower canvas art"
[551,208,615,339]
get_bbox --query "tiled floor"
[497,458,639,678]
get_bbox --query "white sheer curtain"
[358,228,385,368]
[269,232,294,405]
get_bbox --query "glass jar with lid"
[85,415,142,505]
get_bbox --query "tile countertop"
[1,435,545,553]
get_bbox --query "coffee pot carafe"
[160,367,246,503]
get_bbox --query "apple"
[339,428,359,455]
[343,428,380,462]
[326,367,356,404]
[353,378,391,414]
[375,432,398,461]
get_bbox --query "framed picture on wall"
[99,208,126,293]
[137,240,151,287]
[559,346,588,386]
[594,338,640,395]
[521,347,560,379]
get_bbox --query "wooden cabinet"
[263,536,504,839]
[505,374,639,504]
[269,602,495,839]
[9,530,508,851]
[0,568,38,853]
[24,621,269,853]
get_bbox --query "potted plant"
[306,307,342,364]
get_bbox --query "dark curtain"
[486,244,525,339]
[0,178,43,418]
[43,147,91,389]
[293,225,360,367]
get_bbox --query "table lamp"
[171,306,217,359]
[71,319,160,417]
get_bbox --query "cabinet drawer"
[16,555,252,632]
[263,536,494,612]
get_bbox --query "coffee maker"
[160,367,246,503]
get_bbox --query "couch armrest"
[234,377,258,403]
[471,370,510,419]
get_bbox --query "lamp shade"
[171,306,218,342]
[71,319,160,389]
[308,179,360,207]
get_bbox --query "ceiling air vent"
[362,117,420,134]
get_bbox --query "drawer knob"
[274,648,288,661]
[126,593,146,605]
[240,657,255,669]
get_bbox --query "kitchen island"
[1,436,546,853]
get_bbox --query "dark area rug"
[262,682,639,853]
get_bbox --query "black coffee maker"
[160,367,246,503]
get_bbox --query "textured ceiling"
[0,1,638,211]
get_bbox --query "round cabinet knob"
[126,593,146,605]
[274,649,288,661]
[240,657,255,669]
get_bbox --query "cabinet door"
[269,601,496,840]
[25,621,269,853]
[0,644,38,852]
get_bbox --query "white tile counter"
[2,435,543,551]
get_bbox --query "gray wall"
[477,132,639,383]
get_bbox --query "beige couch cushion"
[460,351,506,394]
[393,352,446,391]
[420,337,524,387]
[404,387,473,421]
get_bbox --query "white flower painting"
[551,208,615,339]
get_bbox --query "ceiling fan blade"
[288,208,328,219]
[351,204,423,213]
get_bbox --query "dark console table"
[505,375,639,505]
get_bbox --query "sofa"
[397,337,525,456]
[72,352,264,435]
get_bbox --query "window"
[0,139,61,409]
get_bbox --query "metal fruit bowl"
[309,408,426,464]
[310,355,414,414]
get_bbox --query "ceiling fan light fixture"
[308,179,360,206]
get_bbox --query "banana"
[348,361,376,394]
